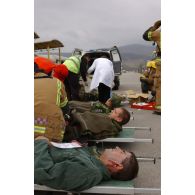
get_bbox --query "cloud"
[35,0,161,52]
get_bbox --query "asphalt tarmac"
[116,71,161,194]
[94,71,161,194]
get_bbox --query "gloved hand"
[140,77,146,82]
[35,136,51,145]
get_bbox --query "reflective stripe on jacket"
[34,73,68,142]
[56,79,68,107]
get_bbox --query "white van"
[72,46,122,90]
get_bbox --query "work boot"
[153,105,161,115]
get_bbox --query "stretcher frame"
[34,126,159,194]
[89,126,153,144]
[34,183,160,194]
[34,157,159,194]
[35,159,159,194]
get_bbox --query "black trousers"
[64,71,80,101]
[98,83,111,103]
[141,81,149,93]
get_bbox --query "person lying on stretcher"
[34,136,139,191]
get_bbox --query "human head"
[101,55,109,59]
[109,108,130,125]
[153,20,161,29]
[100,146,139,180]
[146,60,156,69]
[82,54,90,61]
[111,93,122,108]
[105,94,122,109]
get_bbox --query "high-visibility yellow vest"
[63,56,81,74]
[56,79,68,107]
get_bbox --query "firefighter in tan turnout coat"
[34,63,69,142]
[143,20,161,113]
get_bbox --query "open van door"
[110,46,122,75]
[110,46,122,90]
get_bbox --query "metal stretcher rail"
[93,138,153,143]
[35,183,160,194]
[123,126,151,131]
[90,127,153,143]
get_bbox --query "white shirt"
[87,58,114,91]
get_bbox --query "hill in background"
[118,44,155,71]
[36,44,155,71]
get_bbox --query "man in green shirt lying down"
[34,136,139,191]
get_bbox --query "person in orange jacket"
[34,56,69,83]
[52,64,69,82]
[34,56,55,76]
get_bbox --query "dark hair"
[111,152,139,181]
[101,55,109,59]
[82,54,89,58]
[119,108,130,125]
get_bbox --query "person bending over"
[87,56,114,103]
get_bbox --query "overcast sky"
[34,0,161,52]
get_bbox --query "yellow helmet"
[146,60,156,69]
